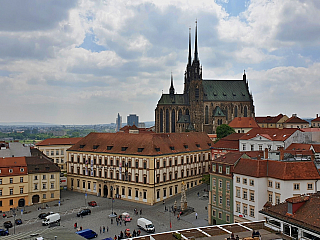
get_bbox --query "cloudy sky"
[1,0,320,125]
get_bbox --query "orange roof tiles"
[255,114,284,124]
[312,144,320,152]
[286,143,312,151]
[311,116,320,122]
[68,132,212,156]
[0,157,27,176]
[212,152,245,165]
[228,117,259,128]
[36,137,83,146]
[234,158,320,180]
[284,116,309,124]
[239,128,298,141]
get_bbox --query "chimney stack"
[264,148,269,159]
[279,147,284,160]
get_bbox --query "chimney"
[279,147,284,160]
[317,114,319,118]
[264,148,268,159]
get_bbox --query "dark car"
[38,212,53,219]
[0,229,9,236]
[3,221,12,229]
[77,209,91,217]
[15,219,22,225]
[88,201,97,207]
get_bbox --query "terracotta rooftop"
[222,133,246,141]
[260,192,320,234]
[36,137,83,146]
[228,117,259,128]
[212,139,239,150]
[0,157,27,176]
[255,114,284,124]
[312,144,320,152]
[239,128,298,141]
[68,132,212,156]
[119,125,154,133]
[212,152,247,165]
[284,115,309,124]
[234,158,320,180]
[286,143,312,151]
[25,156,60,174]
[311,116,320,122]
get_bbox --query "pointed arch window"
[234,106,238,117]
[205,106,209,124]
[186,109,189,115]
[225,106,228,120]
[166,109,170,133]
[171,109,176,133]
[244,106,248,117]
[178,109,182,121]
[160,109,163,133]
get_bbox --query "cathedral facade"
[155,24,255,134]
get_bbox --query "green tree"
[200,174,210,190]
[216,124,235,140]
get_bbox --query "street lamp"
[108,186,116,218]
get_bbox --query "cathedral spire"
[169,72,175,95]
[194,19,198,62]
[188,27,192,66]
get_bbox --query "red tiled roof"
[239,128,298,141]
[68,132,212,156]
[311,116,320,122]
[286,195,310,204]
[312,144,320,152]
[228,117,259,128]
[235,158,320,180]
[36,137,83,146]
[300,128,320,132]
[260,192,320,233]
[255,114,284,124]
[212,139,239,150]
[25,156,60,174]
[243,151,264,159]
[284,116,309,124]
[0,157,27,176]
[212,152,246,165]
[286,143,312,151]
[119,125,154,133]
[221,133,246,141]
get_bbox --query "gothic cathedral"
[155,23,255,134]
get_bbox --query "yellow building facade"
[67,132,212,205]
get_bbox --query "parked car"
[38,212,54,219]
[3,221,13,229]
[88,201,97,207]
[77,209,91,217]
[0,229,9,236]
[15,219,23,225]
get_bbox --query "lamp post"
[108,185,116,218]
[12,207,16,235]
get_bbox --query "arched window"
[225,106,228,120]
[186,109,189,115]
[178,109,182,121]
[166,109,170,133]
[171,109,175,133]
[234,106,238,117]
[160,109,163,133]
[244,106,248,117]
[205,106,209,124]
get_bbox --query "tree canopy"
[216,124,235,140]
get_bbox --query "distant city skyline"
[1,1,320,124]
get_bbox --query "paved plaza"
[1,184,210,239]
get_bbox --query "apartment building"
[36,137,82,171]
[255,114,288,129]
[283,114,309,129]
[233,158,320,222]
[67,132,212,205]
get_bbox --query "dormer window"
[155,148,160,152]
[20,168,24,172]
[107,146,113,150]
[137,148,144,153]
[288,202,292,214]
[184,145,188,149]
[196,144,200,147]
[121,147,128,151]
[80,145,85,148]
[207,143,211,146]
[93,145,99,149]
[170,146,175,150]
[9,169,13,173]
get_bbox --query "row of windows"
[212,194,231,207]
[236,177,255,186]
[0,187,25,195]
[0,168,25,174]
[0,177,24,184]
[34,183,55,190]
[212,178,231,190]
[46,149,64,156]
[34,175,55,180]
[235,202,255,217]
[71,154,208,168]
[241,144,282,151]
[212,210,230,222]
[212,165,230,175]
[235,188,255,202]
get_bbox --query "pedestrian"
[74,222,77,229]
[81,214,83,218]
[195,212,198,219]
[124,221,126,226]
[163,200,165,205]
[120,220,122,226]
[140,209,142,215]
[114,235,117,240]
[107,226,109,232]
[111,218,113,224]
[197,192,199,197]
[100,226,102,234]
[103,226,105,233]
[2,213,6,218]
[117,220,119,226]
[80,226,83,231]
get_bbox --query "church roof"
[157,94,187,105]
[202,80,252,102]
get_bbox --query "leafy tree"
[200,174,210,190]
[216,124,235,140]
